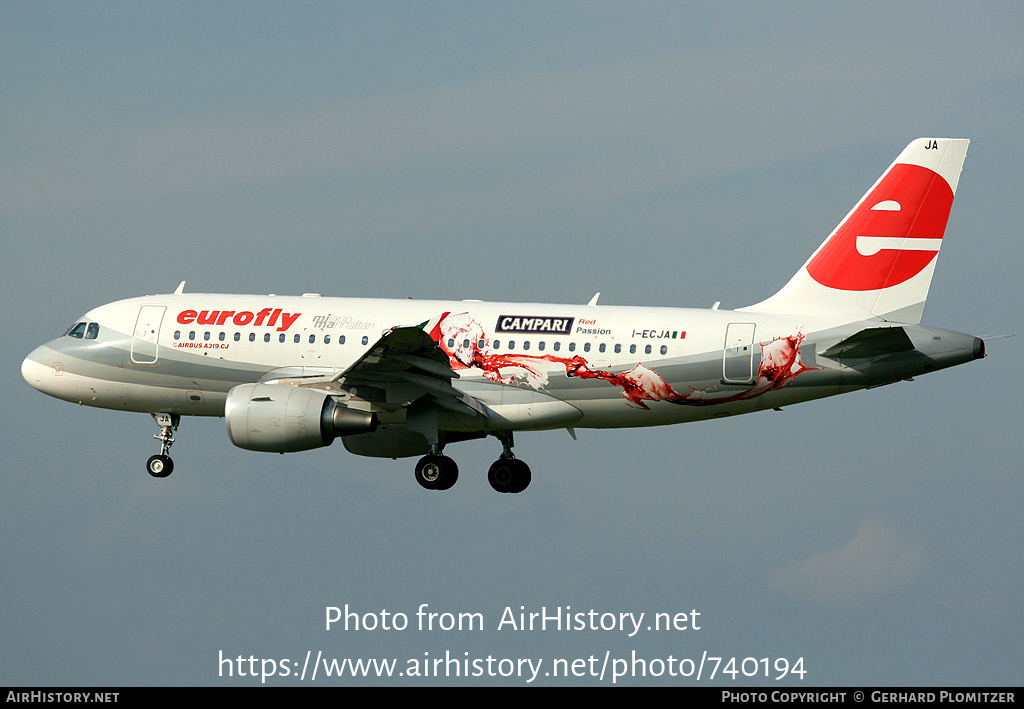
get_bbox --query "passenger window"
[86,323,100,339]
[583,343,590,352]
[477,339,485,348]
[660,345,668,355]
[204,332,211,341]
[523,341,531,351]
[233,332,240,341]
[218,332,225,341]
[629,344,636,354]
[508,341,516,350]
[645,344,652,355]
[339,335,346,345]
[264,333,271,343]
[174,331,181,341]
[293,334,300,343]
[538,341,545,351]
[462,339,470,349]
[447,339,455,348]
[493,340,501,349]
[553,341,560,352]
[324,334,331,344]
[569,342,576,352]
[361,336,368,345]
[279,334,286,343]
[599,343,606,353]
[614,343,621,354]
[249,333,256,342]
[189,331,196,341]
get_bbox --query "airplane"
[22,138,986,493]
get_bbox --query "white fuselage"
[22,291,979,436]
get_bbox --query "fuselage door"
[723,323,756,384]
[131,305,166,364]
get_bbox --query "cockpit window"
[65,322,100,339]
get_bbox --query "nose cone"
[22,346,54,393]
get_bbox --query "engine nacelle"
[225,383,377,453]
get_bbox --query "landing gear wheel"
[488,458,531,493]
[147,454,174,478]
[148,413,180,479]
[414,454,459,490]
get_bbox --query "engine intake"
[225,383,378,453]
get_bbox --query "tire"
[488,458,530,493]
[415,454,458,490]
[488,460,513,491]
[509,459,531,493]
[434,456,459,490]
[147,454,174,478]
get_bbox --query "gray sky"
[3,1,1022,686]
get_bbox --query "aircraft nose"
[22,347,53,393]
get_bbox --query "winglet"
[174,281,186,295]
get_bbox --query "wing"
[257,323,580,434]
[325,325,487,418]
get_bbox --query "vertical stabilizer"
[741,138,969,324]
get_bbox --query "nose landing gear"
[146,413,179,478]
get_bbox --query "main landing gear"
[487,431,531,494]
[414,451,459,491]
[413,431,531,494]
[146,413,179,478]
[487,457,531,494]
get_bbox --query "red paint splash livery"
[806,163,954,291]
[430,312,817,409]
[678,333,816,407]
[176,308,302,331]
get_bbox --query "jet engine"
[225,383,377,453]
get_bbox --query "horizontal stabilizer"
[820,327,915,358]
